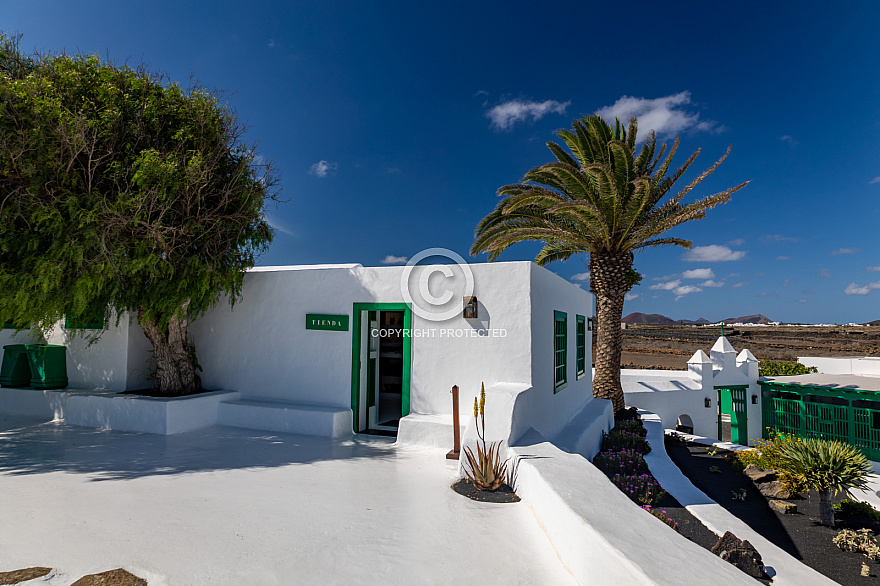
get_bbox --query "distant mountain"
[622,312,773,325]
[867,319,880,326]
[722,314,773,325]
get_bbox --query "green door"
[350,303,412,434]
[717,386,748,445]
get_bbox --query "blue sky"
[6,1,880,323]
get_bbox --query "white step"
[396,412,466,449]
[217,398,352,438]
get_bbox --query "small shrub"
[735,429,809,494]
[835,499,880,521]
[758,359,818,377]
[615,406,640,422]
[594,448,649,476]
[641,505,679,531]
[709,465,721,474]
[833,528,880,561]
[612,473,665,506]
[731,488,747,501]
[603,429,652,455]
[615,419,647,437]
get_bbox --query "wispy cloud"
[776,256,790,261]
[845,281,880,296]
[870,177,880,184]
[682,245,746,262]
[380,255,408,265]
[832,247,860,255]
[803,289,815,295]
[797,299,807,303]
[782,279,794,287]
[699,280,725,288]
[681,268,714,279]
[868,266,880,272]
[385,167,401,175]
[649,279,681,291]
[820,268,833,278]
[309,160,338,177]
[595,91,721,138]
[264,213,295,237]
[780,135,798,146]
[486,98,570,131]
[570,272,590,282]
[731,282,748,288]
[267,39,276,48]
[673,285,702,301]
[727,238,746,246]
[625,292,639,301]
[762,234,799,243]
[759,290,780,298]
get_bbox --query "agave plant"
[776,437,872,526]
[463,382,509,491]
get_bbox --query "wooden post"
[446,385,460,460]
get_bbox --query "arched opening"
[676,414,694,435]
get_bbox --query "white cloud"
[782,279,794,287]
[776,256,790,261]
[570,272,590,282]
[759,290,780,298]
[385,167,401,175]
[731,282,748,288]
[832,247,860,255]
[267,39,276,48]
[649,279,681,291]
[797,299,807,303]
[845,281,880,296]
[727,238,746,246]
[763,234,798,243]
[380,255,408,265]
[868,266,880,272]
[870,177,880,184]
[673,285,702,301]
[699,280,724,288]
[681,268,714,280]
[309,160,338,177]
[820,268,833,278]
[625,292,639,301]
[803,289,815,295]
[595,91,721,138]
[682,245,746,262]
[486,98,571,131]
[780,135,798,146]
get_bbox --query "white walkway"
[0,414,574,586]
[641,412,835,586]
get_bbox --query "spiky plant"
[472,115,747,412]
[776,438,872,526]
[463,382,509,491]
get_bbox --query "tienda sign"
[305,314,350,332]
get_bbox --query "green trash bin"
[0,345,31,388]
[25,344,68,390]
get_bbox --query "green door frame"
[350,302,412,433]
[716,385,749,445]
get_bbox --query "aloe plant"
[463,383,509,491]
[776,438,872,526]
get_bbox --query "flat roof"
[248,264,362,272]
[762,373,880,393]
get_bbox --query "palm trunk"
[589,252,632,413]
[818,488,834,526]
[138,302,200,396]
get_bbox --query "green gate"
[717,386,749,445]
[761,381,880,461]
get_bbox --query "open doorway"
[351,303,411,436]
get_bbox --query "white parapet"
[216,398,352,438]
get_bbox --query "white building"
[622,336,762,445]
[0,261,610,455]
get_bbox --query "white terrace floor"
[0,414,575,586]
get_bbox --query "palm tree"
[471,115,747,413]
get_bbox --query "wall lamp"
[704,397,712,408]
[752,395,758,405]
[463,296,478,319]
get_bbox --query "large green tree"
[472,115,747,412]
[0,35,280,395]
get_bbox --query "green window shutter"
[576,315,586,379]
[554,311,567,392]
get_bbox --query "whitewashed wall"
[801,356,880,376]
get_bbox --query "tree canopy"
[0,35,280,393]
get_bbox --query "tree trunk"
[138,302,200,396]
[818,488,834,526]
[589,251,632,413]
